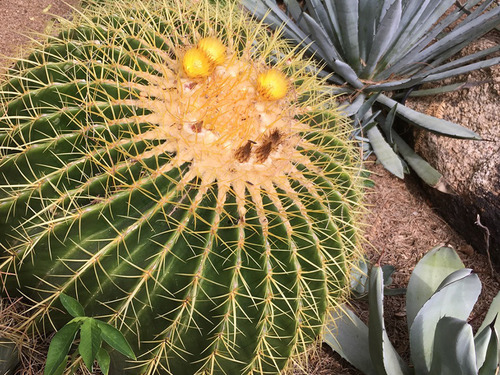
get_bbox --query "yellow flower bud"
[182,48,212,78]
[257,69,288,101]
[198,37,226,65]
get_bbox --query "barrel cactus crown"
[0,0,364,373]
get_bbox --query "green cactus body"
[0,0,363,373]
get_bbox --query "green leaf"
[241,1,281,29]
[350,258,369,295]
[477,291,500,337]
[408,0,456,50]
[430,317,477,375]
[474,322,492,369]
[415,6,500,67]
[95,321,135,360]
[304,0,334,44]
[409,269,481,374]
[60,293,85,318]
[331,59,364,89]
[242,0,326,61]
[79,319,102,370]
[392,132,444,190]
[421,44,500,77]
[324,306,374,375]
[302,12,340,62]
[384,288,406,296]
[322,0,342,49]
[334,0,360,71]
[437,268,476,291]
[406,246,464,331]
[362,110,381,130]
[478,321,499,375]
[381,264,395,287]
[368,266,410,375]
[96,348,111,375]
[400,82,468,97]
[283,0,304,23]
[366,126,405,179]
[44,322,80,375]
[341,94,365,117]
[379,103,398,145]
[357,93,380,122]
[52,359,67,375]
[420,56,500,84]
[357,0,377,62]
[380,0,455,75]
[365,75,426,92]
[377,94,481,139]
[363,0,402,77]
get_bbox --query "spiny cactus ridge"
[0,0,364,373]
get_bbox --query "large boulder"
[407,31,500,269]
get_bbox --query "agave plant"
[0,0,364,373]
[242,0,500,186]
[325,246,500,375]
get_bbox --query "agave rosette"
[243,0,500,185]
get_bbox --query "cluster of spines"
[0,0,363,374]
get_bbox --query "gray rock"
[407,32,500,269]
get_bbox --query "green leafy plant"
[0,0,364,373]
[324,246,500,374]
[350,257,405,297]
[242,0,500,186]
[44,294,135,375]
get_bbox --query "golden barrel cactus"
[0,0,364,373]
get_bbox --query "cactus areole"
[0,0,363,373]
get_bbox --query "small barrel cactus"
[0,0,364,373]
